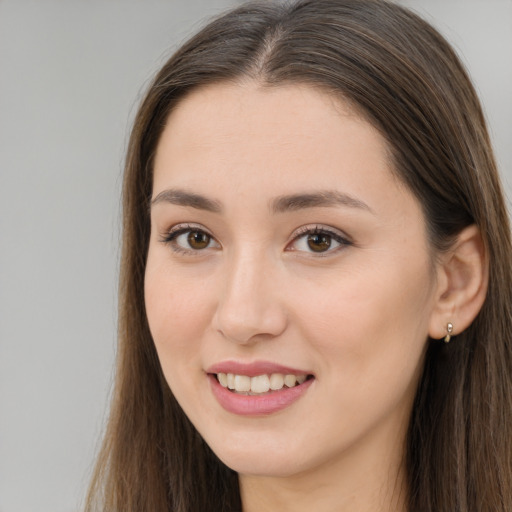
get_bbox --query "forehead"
[154,82,392,192]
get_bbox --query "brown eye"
[187,231,211,250]
[307,233,332,252]
[288,226,350,255]
[164,226,219,253]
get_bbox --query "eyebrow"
[270,190,374,214]
[151,188,222,213]
[150,188,373,215]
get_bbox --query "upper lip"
[206,360,313,378]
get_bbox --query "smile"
[208,369,314,415]
[216,372,309,394]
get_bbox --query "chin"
[218,451,302,478]
[202,432,312,478]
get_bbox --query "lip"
[206,360,315,416]
[206,360,311,378]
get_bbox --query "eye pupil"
[187,231,210,249]
[307,233,331,252]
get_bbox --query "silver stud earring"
[444,322,454,343]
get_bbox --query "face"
[145,83,440,480]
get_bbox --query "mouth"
[213,372,314,395]
[206,362,315,415]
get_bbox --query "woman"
[86,1,512,511]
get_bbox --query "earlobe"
[428,225,488,340]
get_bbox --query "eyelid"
[159,223,221,254]
[292,224,351,240]
[158,222,351,256]
[160,222,212,238]
[286,224,353,255]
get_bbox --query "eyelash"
[287,225,353,256]
[160,223,352,256]
[160,223,219,256]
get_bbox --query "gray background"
[0,1,510,511]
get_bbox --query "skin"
[145,82,447,512]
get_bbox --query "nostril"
[212,307,287,345]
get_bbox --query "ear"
[428,225,488,340]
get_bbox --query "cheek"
[293,255,434,384]
[144,256,215,370]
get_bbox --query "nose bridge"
[214,244,286,344]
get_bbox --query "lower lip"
[208,374,314,416]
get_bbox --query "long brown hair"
[86,1,512,510]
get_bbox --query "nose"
[212,249,288,345]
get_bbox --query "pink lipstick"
[206,361,314,416]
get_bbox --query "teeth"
[216,372,308,394]
[234,375,251,392]
[284,374,296,387]
[218,373,228,387]
[269,373,284,390]
[251,374,270,393]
